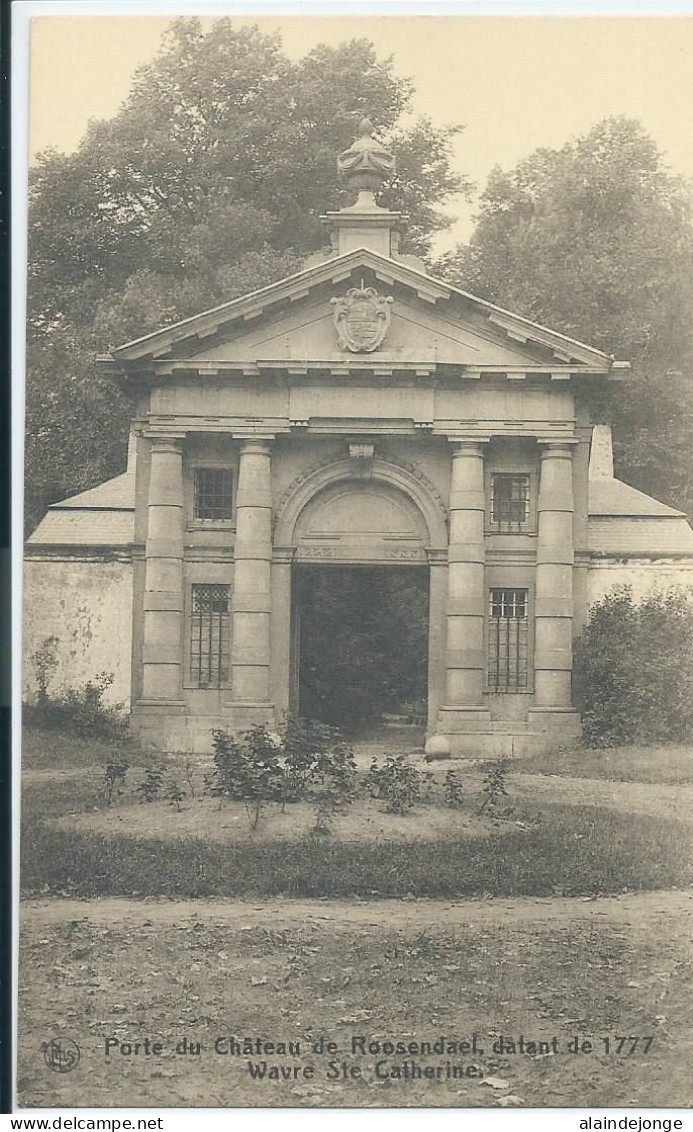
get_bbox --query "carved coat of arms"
[331,282,394,353]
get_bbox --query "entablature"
[140,412,579,442]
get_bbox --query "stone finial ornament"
[337,118,396,194]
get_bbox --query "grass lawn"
[22,726,156,772]
[17,894,693,1109]
[514,744,693,784]
[20,726,693,899]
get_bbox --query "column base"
[130,703,279,754]
[134,699,186,712]
[223,701,278,732]
[131,701,189,753]
[436,706,492,732]
[527,708,581,737]
[425,707,582,760]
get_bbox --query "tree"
[26,19,469,531]
[438,117,693,519]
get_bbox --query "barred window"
[488,588,529,691]
[490,474,530,529]
[190,584,230,688]
[194,468,233,520]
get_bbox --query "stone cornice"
[139,359,611,382]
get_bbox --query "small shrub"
[308,735,357,834]
[281,716,328,802]
[183,759,197,800]
[443,768,464,808]
[31,635,59,703]
[24,670,132,746]
[165,779,186,811]
[136,767,164,804]
[421,770,436,803]
[104,761,129,806]
[209,725,284,830]
[206,731,245,802]
[364,754,421,814]
[208,718,357,832]
[478,758,509,814]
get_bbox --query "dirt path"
[21,886,693,932]
[512,772,693,822]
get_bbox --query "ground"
[17,728,693,1109]
[18,891,693,1108]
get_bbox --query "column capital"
[144,433,186,452]
[448,437,491,455]
[234,434,275,450]
[538,439,579,459]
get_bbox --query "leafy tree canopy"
[437,117,693,518]
[26,18,469,531]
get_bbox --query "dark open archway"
[294,564,429,733]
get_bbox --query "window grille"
[488,587,529,691]
[190,584,230,688]
[490,474,530,530]
[193,468,233,520]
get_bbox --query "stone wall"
[23,556,133,707]
[587,560,693,605]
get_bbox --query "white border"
[11,1,693,1125]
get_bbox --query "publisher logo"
[42,1037,80,1073]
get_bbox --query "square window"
[488,587,529,691]
[194,468,233,520]
[491,474,530,529]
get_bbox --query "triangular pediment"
[106,248,619,377]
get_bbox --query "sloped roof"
[588,478,685,518]
[27,509,135,547]
[587,475,693,556]
[27,470,135,548]
[104,247,619,372]
[48,471,135,511]
[588,517,693,555]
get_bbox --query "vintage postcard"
[15,7,693,1116]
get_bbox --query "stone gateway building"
[24,124,693,755]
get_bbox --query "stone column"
[140,436,185,705]
[529,441,579,720]
[437,439,491,735]
[228,438,275,727]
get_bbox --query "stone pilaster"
[270,547,295,722]
[437,440,491,733]
[528,441,580,729]
[228,438,275,727]
[426,551,448,734]
[140,436,185,706]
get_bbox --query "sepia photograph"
[15,7,693,1114]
